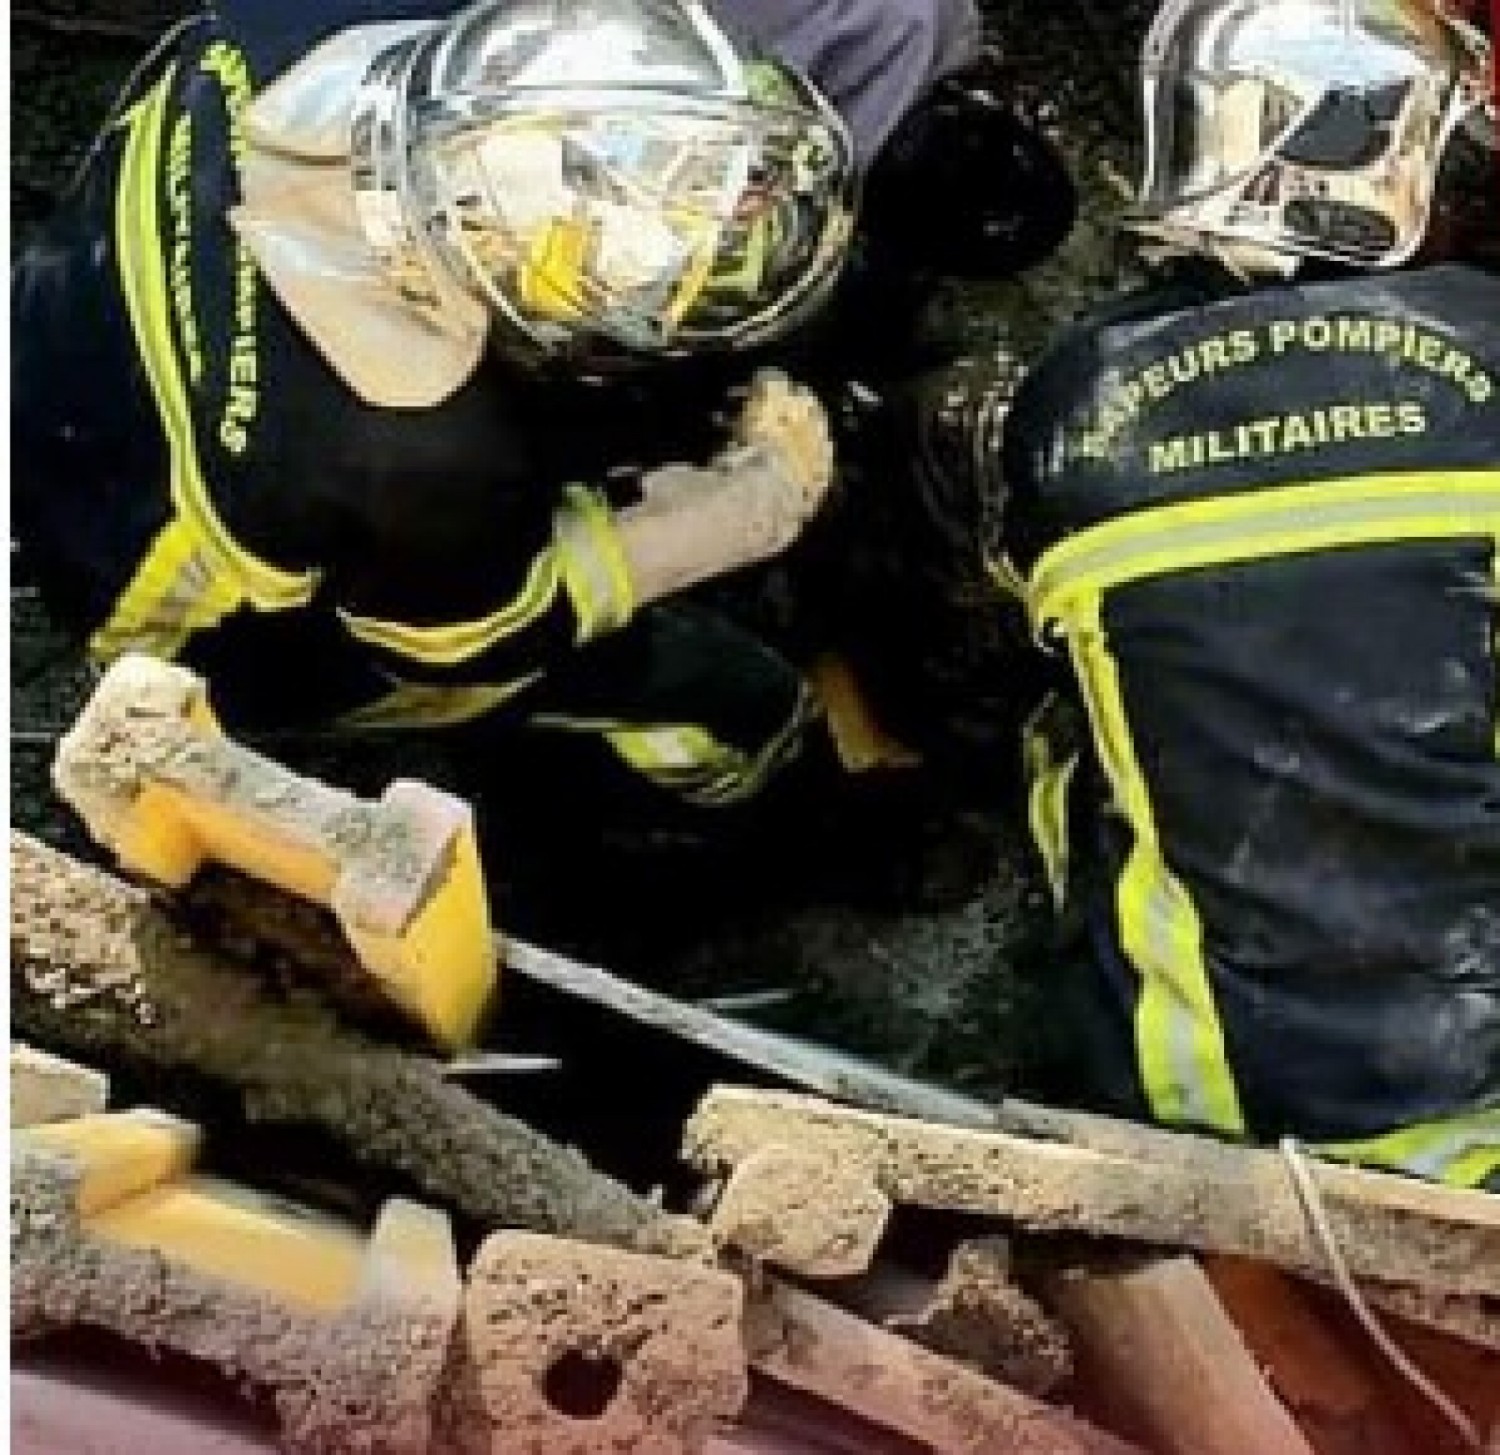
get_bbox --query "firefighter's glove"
[614,372,835,606]
[729,369,835,515]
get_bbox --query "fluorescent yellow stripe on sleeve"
[1022,701,1077,910]
[94,69,315,665]
[335,676,542,731]
[89,518,243,662]
[337,550,560,667]
[555,485,635,643]
[1319,1107,1500,1189]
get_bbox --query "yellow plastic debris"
[52,654,498,1048]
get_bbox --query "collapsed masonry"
[11,657,1500,1455]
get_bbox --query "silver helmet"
[1131,0,1495,270]
[349,0,856,367]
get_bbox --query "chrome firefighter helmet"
[1131,0,1495,269]
[349,0,856,368]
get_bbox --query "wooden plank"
[1293,1279,1500,1455]
[684,1088,1500,1298]
[1202,1257,1412,1455]
[745,1278,1144,1455]
[1041,1255,1317,1455]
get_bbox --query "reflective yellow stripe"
[98,69,315,661]
[1067,592,1246,1135]
[536,684,813,807]
[1492,538,1499,758]
[602,724,769,805]
[89,518,243,662]
[1319,1107,1500,1189]
[338,551,560,667]
[1031,469,1500,628]
[335,675,542,731]
[555,486,635,643]
[1022,697,1076,910]
[1032,468,1499,1144]
[517,218,590,322]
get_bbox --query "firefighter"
[12,0,1003,821]
[911,0,1500,1184]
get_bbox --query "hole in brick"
[542,1350,623,1420]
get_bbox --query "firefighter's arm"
[612,370,835,606]
[324,372,830,685]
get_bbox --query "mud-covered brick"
[709,1143,890,1277]
[448,1230,748,1455]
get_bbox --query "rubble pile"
[10,660,1500,1455]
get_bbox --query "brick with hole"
[444,1230,748,1455]
[13,1109,462,1454]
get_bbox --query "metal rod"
[504,935,1003,1129]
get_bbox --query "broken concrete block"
[449,1230,748,1455]
[710,1144,890,1277]
[52,652,496,1049]
[884,1240,1073,1397]
[13,1109,461,1455]
[10,1043,109,1127]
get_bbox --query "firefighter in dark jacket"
[910,0,1500,1185]
[12,0,1002,815]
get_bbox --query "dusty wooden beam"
[1041,1255,1316,1455]
[745,1277,1144,1455]
[683,1088,1500,1299]
[10,831,705,1259]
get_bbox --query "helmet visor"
[429,87,852,355]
